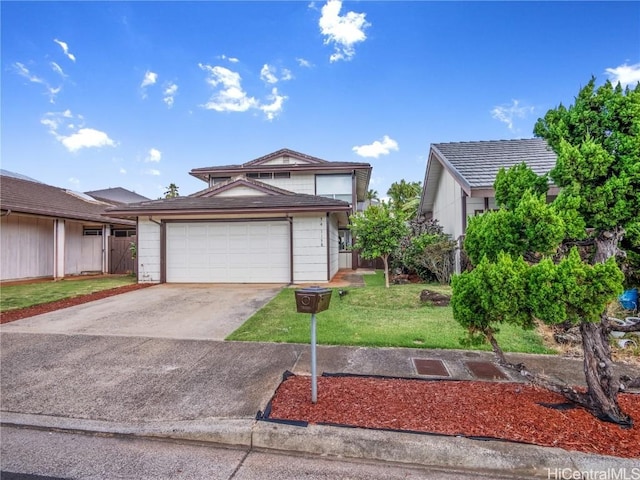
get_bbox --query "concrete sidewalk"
[1,332,638,477]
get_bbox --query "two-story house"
[107,149,372,284]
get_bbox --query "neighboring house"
[418,138,558,269]
[85,187,151,208]
[0,174,137,282]
[107,148,372,284]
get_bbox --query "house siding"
[292,216,328,283]
[261,174,315,195]
[0,214,54,281]
[138,218,161,283]
[215,186,268,197]
[432,168,464,241]
[329,214,339,279]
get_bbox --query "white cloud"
[199,63,288,119]
[13,62,45,84]
[145,169,161,176]
[50,62,66,77]
[41,110,116,152]
[260,64,279,84]
[140,70,158,98]
[163,83,178,107]
[199,63,258,113]
[221,54,240,63]
[605,63,640,88]
[62,128,116,152]
[53,38,76,62]
[145,148,162,162]
[260,88,287,121]
[296,58,313,68]
[352,135,399,158]
[119,167,127,174]
[141,70,158,87]
[319,0,370,62]
[13,62,61,103]
[491,99,534,132]
[260,64,293,84]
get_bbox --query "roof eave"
[105,204,353,218]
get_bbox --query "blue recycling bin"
[619,288,638,311]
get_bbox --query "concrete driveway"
[0,284,284,340]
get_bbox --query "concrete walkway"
[2,331,638,477]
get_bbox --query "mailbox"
[295,287,333,314]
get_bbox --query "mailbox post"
[295,286,332,403]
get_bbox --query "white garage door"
[166,221,290,283]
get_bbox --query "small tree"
[452,77,640,427]
[350,203,408,288]
[164,183,179,198]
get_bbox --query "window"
[247,172,282,179]
[113,229,136,237]
[316,174,352,203]
[273,172,291,179]
[211,176,231,185]
[83,227,103,236]
[339,229,352,251]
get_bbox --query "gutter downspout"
[288,216,294,285]
[326,212,331,282]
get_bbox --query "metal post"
[310,313,317,404]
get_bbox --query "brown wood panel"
[109,235,137,274]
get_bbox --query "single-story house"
[0,173,138,282]
[107,148,372,284]
[418,138,558,268]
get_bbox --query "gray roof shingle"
[432,138,556,189]
[0,175,134,225]
[85,187,150,205]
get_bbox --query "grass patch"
[0,276,137,312]
[227,271,554,354]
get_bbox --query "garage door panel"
[167,222,289,283]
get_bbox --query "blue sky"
[2,1,639,200]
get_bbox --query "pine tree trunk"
[593,227,624,264]
[583,227,632,427]
[579,321,632,427]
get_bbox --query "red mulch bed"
[268,375,640,458]
[0,284,152,324]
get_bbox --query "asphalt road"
[0,426,528,480]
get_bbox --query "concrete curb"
[252,422,639,477]
[0,412,254,447]
[3,411,637,478]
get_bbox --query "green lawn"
[227,271,555,354]
[0,276,137,312]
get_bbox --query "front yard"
[227,271,555,354]
[0,276,137,312]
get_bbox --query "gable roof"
[190,177,296,198]
[420,138,557,214]
[85,187,150,205]
[0,175,134,225]
[188,148,372,201]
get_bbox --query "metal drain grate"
[464,361,508,380]
[413,358,450,377]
